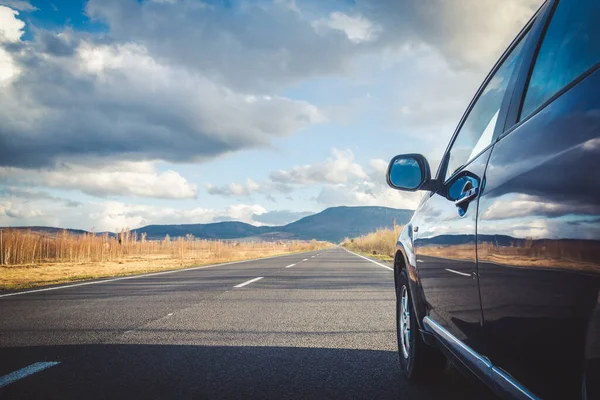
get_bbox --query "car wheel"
[397,268,447,380]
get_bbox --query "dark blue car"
[386,1,600,399]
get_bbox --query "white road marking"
[310,256,315,258]
[167,313,173,316]
[302,259,308,262]
[0,362,61,388]
[445,268,471,277]
[284,264,296,268]
[0,250,316,299]
[234,277,263,288]
[343,248,393,271]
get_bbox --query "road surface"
[0,248,493,399]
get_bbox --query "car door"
[476,0,600,398]
[413,25,533,366]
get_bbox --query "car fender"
[394,222,428,331]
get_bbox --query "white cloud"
[86,0,349,92]
[0,0,542,172]
[224,204,267,223]
[383,47,490,173]
[0,0,545,223]
[313,12,382,43]
[0,5,24,42]
[0,17,324,168]
[0,162,198,199]
[207,148,376,200]
[368,158,389,182]
[0,46,19,84]
[0,1,37,12]
[315,181,423,210]
[84,201,224,232]
[0,191,269,231]
[392,48,481,129]
[270,148,368,185]
[206,178,276,197]
[367,0,543,70]
[84,0,542,97]
[1,200,43,219]
[206,149,421,210]
[0,186,81,206]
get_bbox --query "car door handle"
[454,187,479,207]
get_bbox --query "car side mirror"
[386,154,439,192]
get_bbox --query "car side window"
[444,34,529,182]
[520,0,600,120]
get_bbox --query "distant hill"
[136,221,271,240]
[280,206,413,242]
[2,206,414,243]
[133,206,413,243]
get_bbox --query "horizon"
[0,0,542,231]
[0,204,413,231]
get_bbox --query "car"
[385,0,600,399]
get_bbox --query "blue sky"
[0,0,541,231]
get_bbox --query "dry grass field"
[0,229,333,290]
[341,225,402,261]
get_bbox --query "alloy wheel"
[399,285,411,359]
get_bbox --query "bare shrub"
[341,225,403,258]
[0,229,333,266]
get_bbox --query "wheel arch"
[393,250,404,289]
[394,241,428,332]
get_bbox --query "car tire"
[396,268,447,380]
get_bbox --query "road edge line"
[0,362,61,388]
[234,277,264,288]
[343,248,393,271]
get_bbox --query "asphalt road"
[0,248,494,399]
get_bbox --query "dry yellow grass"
[341,226,402,261]
[0,229,333,290]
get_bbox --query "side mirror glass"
[386,154,433,192]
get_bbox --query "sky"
[0,0,542,231]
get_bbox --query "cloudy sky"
[0,0,541,231]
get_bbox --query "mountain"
[133,206,413,242]
[280,206,413,242]
[2,206,414,243]
[136,221,271,240]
